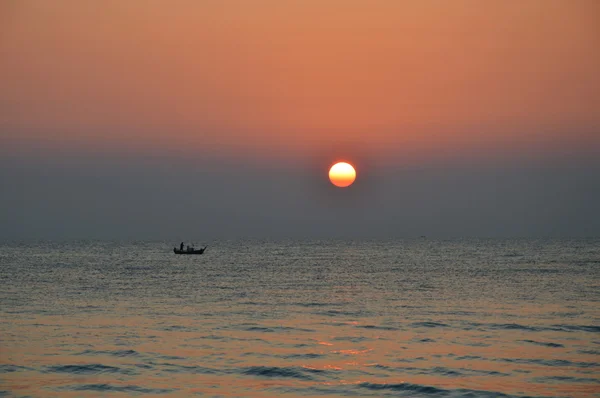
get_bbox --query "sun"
[329,162,356,188]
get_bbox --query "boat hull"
[174,248,205,255]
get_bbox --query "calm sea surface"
[1,239,599,397]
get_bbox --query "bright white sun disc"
[329,162,356,187]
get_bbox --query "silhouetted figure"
[180,242,184,251]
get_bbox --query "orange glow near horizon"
[329,162,356,188]
[0,1,599,164]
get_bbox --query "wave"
[520,339,564,348]
[46,364,135,375]
[0,364,33,373]
[316,309,365,317]
[157,363,220,374]
[411,321,450,328]
[357,382,450,394]
[464,322,561,332]
[64,383,174,394]
[199,334,228,340]
[578,349,600,355]
[498,358,598,368]
[242,326,315,333]
[553,324,600,333]
[395,356,426,363]
[324,322,361,327]
[155,354,185,360]
[488,323,541,332]
[465,322,600,334]
[428,366,463,377]
[123,266,153,271]
[76,349,141,357]
[161,325,195,331]
[454,355,483,361]
[357,324,399,331]
[461,341,491,347]
[296,302,341,307]
[332,336,371,342]
[357,382,533,397]
[282,353,323,359]
[241,366,325,380]
[368,364,511,379]
[532,375,600,384]
[430,310,478,316]
[463,368,510,377]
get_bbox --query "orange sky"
[1,0,599,165]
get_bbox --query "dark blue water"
[1,239,599,397]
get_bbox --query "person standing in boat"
[180,242,184,251]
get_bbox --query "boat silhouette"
[174,246,207,255]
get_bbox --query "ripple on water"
[46,364,136,375]
[160,325,195,331]
[358,382,452,395]
[316,309,365,317]
[410,321,450,328]
[553,324,600,333]
[498,358,599,368]
[156,363,220,375]
[531,375,600,384]
[488,323,542,332]
[414,337,436,343]
[454,355,483,361]
[296,302,341,307]
[76,349,141,357]
[519,339,564,348]
[281,353,324,359]
[332,335,372,342]
[0,365,34,373]
[60,384,175,394]
[241,366,326,380]
[241,325,316,333]
[578,349,600,355]
[357,382,533,397]
[357,324,399,331]
[155,354,185,361]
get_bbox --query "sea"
[1,239,599,397]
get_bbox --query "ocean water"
[1,239,599,397]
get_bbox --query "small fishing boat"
[173,246,207,255]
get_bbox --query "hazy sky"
[1,1,599,240]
